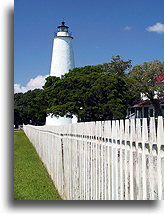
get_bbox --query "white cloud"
[124,26,132,31]
[14,75,48,93]
[146,22,164,33]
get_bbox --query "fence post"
[119,119,124,200]
[142,118,148,200]
[23,117,163,200]
[157,116,163,200]
[135,118,142,200]
[130,119,135,200]
[124,119,130,199]
[111,120,117,200]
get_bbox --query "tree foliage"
[45,57,137,121]
[15,56,163,126]
[14,89,48,126]
[100,55,132,76]
[128,60,163,116]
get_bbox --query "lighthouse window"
[58,27,68,32]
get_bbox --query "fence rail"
[23,117,164,200]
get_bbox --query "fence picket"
[157,116,163,199]
[23,117,163,200]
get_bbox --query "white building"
[46,22,77,125]
[127,74,163,119]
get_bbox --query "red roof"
[133,98,163,107]
[156,74,163,82]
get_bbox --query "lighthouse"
[46,21,77,125]
[50,21,75,77]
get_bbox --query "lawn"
[14,130,62,200]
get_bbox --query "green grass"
[14,130,62,200]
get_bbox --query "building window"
[144,107,148,118]
[149,108,154,117]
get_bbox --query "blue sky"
[14,0,163,92]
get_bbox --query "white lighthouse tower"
[46,22,77,125]
[50,21,75,77]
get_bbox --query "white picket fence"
[23,117,164,200]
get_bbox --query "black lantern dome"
[57,21,69,32]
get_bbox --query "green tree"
[14,89,48,125]
[44,58,137,121]
[43,76,60,89]
[101,55,132,76]
[28,90,48,125]
[128,60,163,116]
[14,106,23,128]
